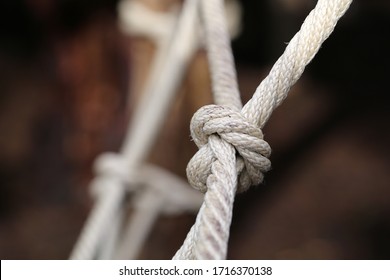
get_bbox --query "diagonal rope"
[241,0,353,128]
[174,0,353,260]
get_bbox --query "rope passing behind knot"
[187,104,271,193]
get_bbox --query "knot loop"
[90,152,131,198]
[94,152,130,180]
[187,104,271,193]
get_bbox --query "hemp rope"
[173,0,353,260]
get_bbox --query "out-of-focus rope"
[70,0,202,259]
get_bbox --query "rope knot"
[90,152,131,198]
[187,104,271,193]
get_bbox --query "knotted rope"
[174,0,353,260]
[187,105,271,193]
[71,0,244,260]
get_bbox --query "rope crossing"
[70,0,353,260]
[187,105,272,193]
[174,0,353,259]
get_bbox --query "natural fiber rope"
[174,0,353,260]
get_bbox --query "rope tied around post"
[187,104,271,193]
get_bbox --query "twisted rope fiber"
[173,0,243,260]
[174,0,352,259]
[199,0,242,110]
[241,0,353,127]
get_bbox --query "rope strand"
[242,0,353,127]
[200,0,242,110]
[175,0,353,260]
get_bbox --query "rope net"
[71,0,353,260]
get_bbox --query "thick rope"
[242,0,353,127]
[173,0,241,260]
[199,0,242,110]
[174,0,353,260]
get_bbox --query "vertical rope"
[200,0,242,110]
[174,0,241,259]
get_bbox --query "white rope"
[70,154,131,259]
[114,164,203,259]
[97,201,124,259]
[118,0,178,45]
[120,0,200,161]
[71,0,351,260]
[71,0,243,260]
[173,0,247,260]
[199,0,242,110]
[70,0,201,259]
[174,0,353,260]
[241,0,353,128]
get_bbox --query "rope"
[199,0,242,110]
[114,164,203,259]
[70,0,201,259]
[118,0,178,45]
[174,0,244,259]
[69,154,131,259]
[71,0,243,260]
[241,0,353,128]
[174,0,353,260]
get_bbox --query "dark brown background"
[0,0,389,259]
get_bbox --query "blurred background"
[0,0,389,259]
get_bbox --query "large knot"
[187,104,271,193]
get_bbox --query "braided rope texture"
[188,105,272,193]
[174,0,353,260]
